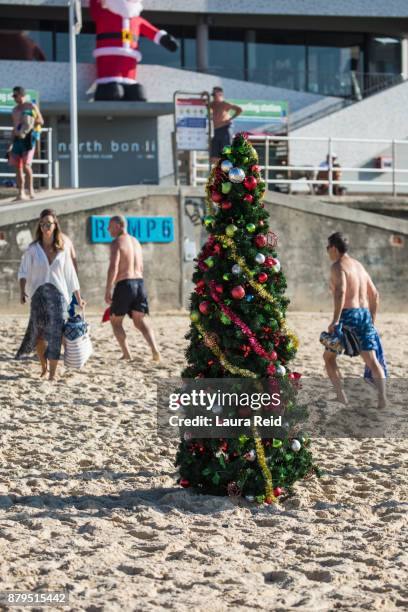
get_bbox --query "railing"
[249,135,408,196]
[190,135,408,196]
[0,126,53,190]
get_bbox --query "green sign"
[0,88,40,113]
[231,99,289,135]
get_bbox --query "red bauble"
[273,487,283,497]
[214,283,224,294]
[254,234,267,247]
[258,272,268,283]
[264,256,277,268]
[243,194,254,204]
[262,326,272,334]
[231,285,245,299]
[199,300,211,315]
[251,164,260,173]
[219,441,228,452]
[195,279,206,293]
[267,364,276,375]
[211,191,223,203]
[221,200,232,211]
[269,351,278,361]
[243,176,258,191]
[213,243,222,254]
[179,479,190,488]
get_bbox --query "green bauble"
[190,311,200,323]
[223,272,231,281]
[221,182,232,194]
[222,145,232,155]
[220,313,231,325]
[225,224,238,237]
[204,215,215,228]
[242,156,250,164]
[273,439,283,448]
[246,223,256,233]
[204,256,215,268]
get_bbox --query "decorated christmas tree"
[175,134,319,504]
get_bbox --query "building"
[1,0,408,188]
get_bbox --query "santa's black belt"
[97,32,138,42]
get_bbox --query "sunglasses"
[40,222,55,229]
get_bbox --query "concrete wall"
[1,187,407,313]
[292,80,408,194]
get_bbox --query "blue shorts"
[339,308,377,352]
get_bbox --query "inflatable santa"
[89,0,179,101]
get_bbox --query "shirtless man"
[210,87,242,164]
[9,86,44,201]
[324,232,386,408]
[105,215,160,362]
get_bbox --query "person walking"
[16,210,85,380]
[8,85,44,201]
[104,215,160,362]
[209,87,242,165]
[323,232,387,408]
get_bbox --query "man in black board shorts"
[105,215,160,362]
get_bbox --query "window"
[209,28,245,81]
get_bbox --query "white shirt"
[18,242,80,310]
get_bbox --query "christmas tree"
[175,134,319,504]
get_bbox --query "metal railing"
[0,127,53,190]
[190,135,408,196]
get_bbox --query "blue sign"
[90,216,174,243]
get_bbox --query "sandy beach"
[0,311,407,611]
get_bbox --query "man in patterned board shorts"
[104,215,160,362]
[9,85,44,201]
[323,232,387,408]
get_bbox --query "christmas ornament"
[255,253,265,264]
[269,351,278,361]
[243,194,254,204]
[199,301,211,315]
[258,272,268,283]
[211,191,223,203]
[254,234,267,247]
[226,224,238,237]
[195,279,205,293]
[267,231,279,248]
[267,364,276,375]
[251,164,260,173]
[276,365,286,376]
[204,256,215,268]
[220,159,233,173]
[222,145,232,155]
[243,175,257,191]
[231,263,242,275]
[214,283,224,294]
[291,439,301,452]
[246,223,256,233]
[271,260,281,273]
[244,449,256,461]
[212,404,223,414]
[221,182,232,194]
[221,200,232,211]
[245,294,254,302]
[273,487,283,497]
[220,313,231,325]
[204,215,215,228]
[272,439,283,448]
[228,167,246,183]
[264,256,275,268]
[179,479,190,488]
[190,311,200,323]
[231,285,245,299]
[223,273,231,281]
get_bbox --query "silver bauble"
[220,159,233,174]
[231,264,242,275]
[228,167,246,183]
[276,365,286,377]
[255,253,266,264]
[291,439,301,452]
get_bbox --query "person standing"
[16,210,85,380]
[104,215,160,362]
[209,87,242,164]
[9,85,44,201]
[323,232,387,408]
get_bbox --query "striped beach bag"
[63,314,93,369]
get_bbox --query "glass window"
[209,28,245,81]
[140,25,182,69]
[368,37,401,74]
[0,26,52,61]
[307,46,353,97]
[247,32,306,90]
[56,29,95,63]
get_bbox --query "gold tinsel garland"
[253,427,276,503]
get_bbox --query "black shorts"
[111,279,149,317]
[210,124,232,158]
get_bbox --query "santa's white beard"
[102,0,143,18]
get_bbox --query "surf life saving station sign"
[90,216,174,243]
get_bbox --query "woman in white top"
[16,210,85,380]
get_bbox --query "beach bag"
[63,314,92,369]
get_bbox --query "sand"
[0,312,407,612]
